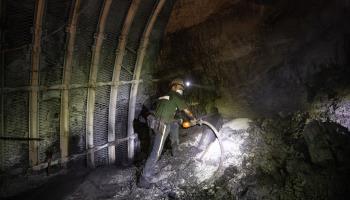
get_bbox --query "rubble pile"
[65,119,252,200]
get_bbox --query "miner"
[138,78,195,188]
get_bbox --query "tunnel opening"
[1,0,350,199]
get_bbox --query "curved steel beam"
[59,0,81,166]
[108,0,141,165]
[127,0,167,162]
[29,0,45,167]
[86,0,112,168]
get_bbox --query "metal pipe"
[108,0,140,165]
[127,0,167,162]
[29,0,45,167]
[60,0,81,166]
[86,0,112,168]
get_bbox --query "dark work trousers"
[142,120,179,180]
[169,121,180,151]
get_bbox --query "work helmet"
[170,78,185,88]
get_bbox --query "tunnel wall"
[0,0,173,174]
[1,0,36,173]
[38,0,71,165]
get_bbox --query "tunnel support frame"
[29,0,45,167]
[86,0,112,168]
[127,0,167,162]
[108,0,140,165]
[59,0,81,166]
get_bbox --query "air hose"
[183,119,225,184]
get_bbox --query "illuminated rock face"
[158,0,350,118]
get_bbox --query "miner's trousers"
[142,118,179,180]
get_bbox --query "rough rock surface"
[63,118,252,200]
[3,111,350,200]
[158,0,350,118]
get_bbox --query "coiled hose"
[195,119,225,184]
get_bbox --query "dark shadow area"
[3,166,89,200]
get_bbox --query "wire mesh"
[71,0,102,85]
[115,0,156,164]
[38,0,71,164]
[1,0,35,172]
[115,84,131,164]
[3,0,34,88]
[127,0,157,51]
[93,86,109,166]
[38,93,61,163]
[93,0,131,166]
[134,0,175,117]
[96,0,130,83]
[40,0,71,86]
[115,46,137,165]
[1,0,172,171]
[2,92,29,171]
[69,88,87,155]
[68,0,102,159]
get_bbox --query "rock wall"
[153,1,350,198]
[226,116,350,200]
[157,0,350,118]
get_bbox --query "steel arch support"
[107,0,141,165]
[29,0,45,167]
[127,0,167,162]
[86,0,113,168]
[60,0,81,166]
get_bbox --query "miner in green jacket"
[139,78,195,188]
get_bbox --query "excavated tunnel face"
[1,0,350,199]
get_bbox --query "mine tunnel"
[1,0,350,199]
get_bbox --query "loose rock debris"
[65,118,252,200]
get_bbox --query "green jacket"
[154,91,188,123]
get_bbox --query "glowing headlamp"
[182,121,191,128]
